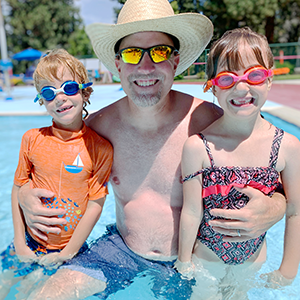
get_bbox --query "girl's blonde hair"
[33,49,93,118]
[204,27,274,92]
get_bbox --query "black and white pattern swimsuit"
[181,127,284,265]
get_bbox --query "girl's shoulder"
[185,133,204,147]
[183,134,207,158]
[281,130,300,153]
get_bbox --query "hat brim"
[86,13,213,77]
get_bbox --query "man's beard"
[131,91,162,107]
[128,74,164,107]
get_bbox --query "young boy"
[0,49,113,299]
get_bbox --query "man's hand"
[209,186,286,242]
[18,184,67,241]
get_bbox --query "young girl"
[0,49,113,299]
[175,27,300,299]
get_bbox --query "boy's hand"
[39,252,74,269]
[16,247,38,263]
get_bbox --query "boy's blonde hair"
[33,49,93,117]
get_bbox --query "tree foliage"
[68,28,94,57]
[4,0,89,55]
[275,0,300,43]
[200,0,299,43]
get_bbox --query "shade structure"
[11,48,43,61]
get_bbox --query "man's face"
[115,31,180,108]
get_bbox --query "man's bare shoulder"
[194,98,222,115]
[171,89,219,110]
[85,98,124,136]
[170,89,222,133]
[189,96,223,135]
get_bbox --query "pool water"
[0,87,300,299]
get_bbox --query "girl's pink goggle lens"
[204,66,273,92]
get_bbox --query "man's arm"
[18,183,67,241]
[209,186,286,242]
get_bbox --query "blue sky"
[75,0,121,25]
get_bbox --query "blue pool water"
[0,85,299,299]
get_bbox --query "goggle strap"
[272,68,290,75]
[204,81,212,93]
[79,82,93,89]
[34,94,41,103]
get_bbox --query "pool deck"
[0,79,299,127]
[260,80,300,127]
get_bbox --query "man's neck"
[124,91,176,131]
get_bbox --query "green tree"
[68,28,94,57]
[200,0,299,43]
[5,0,83,54]
[173,0,200,12]
[275,0,300,43]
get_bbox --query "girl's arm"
[176,136,204,275]
[12,184,36,258]
[262,133,300,287]
[277,134,300,281]
[39,197,105,266]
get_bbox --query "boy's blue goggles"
[34,81,93,103]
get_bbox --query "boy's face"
[40,67,86,131]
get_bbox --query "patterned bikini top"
[181,126,284,265]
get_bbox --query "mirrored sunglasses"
[34,81,93,103]
[115,45,179,65]
[204,66,273,92]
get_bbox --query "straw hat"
[85,0,213,77]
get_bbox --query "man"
[20,0,285,299]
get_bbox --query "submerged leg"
[190,255,221,300]
[219,262,262,300]
[27,269,106,300]
[0,270,23,300]
[15,268,46,300]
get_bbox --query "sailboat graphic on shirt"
[63,154,83,174]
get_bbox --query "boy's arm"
[60,197,105,257]
[11,184,35,258]
[39,197,106,266]
[16,131,66,240]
